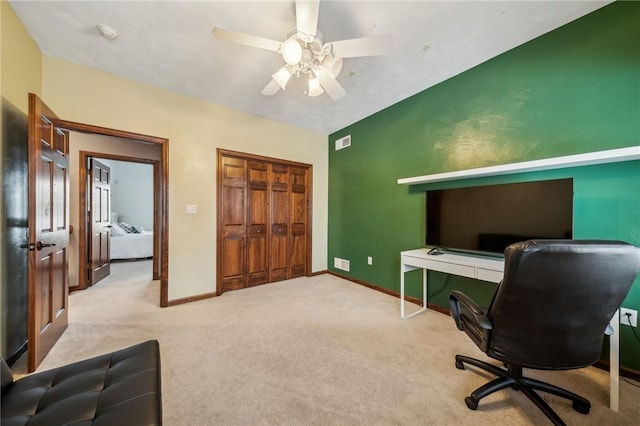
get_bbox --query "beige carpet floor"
[14,260,640,425]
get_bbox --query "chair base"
[455,354,591,426]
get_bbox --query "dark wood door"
[219,155,246,292]
[247,161,268,287]
[217,150,311,295]
[88,158,111,284]
[290,166,308,278]
[269,164,290,282]
[27,93,69,372]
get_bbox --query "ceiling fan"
[212,0,392,100]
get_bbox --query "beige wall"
[1,1,42,111]
[68,132,162,286]
[42,56,328,301]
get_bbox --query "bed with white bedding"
[110,223,154,260]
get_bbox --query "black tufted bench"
[1,340,162,426]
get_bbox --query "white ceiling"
[9,1,611,135]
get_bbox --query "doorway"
[72,151,161,290]
[59,121,170,307]
[80,155,158,288]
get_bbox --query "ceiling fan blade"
[296,0,320,39]
[329,35,393,58]
[261,79,281,96]
[212,27,281,52]
[313,67,346,100]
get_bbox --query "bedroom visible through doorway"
[93,158,154,281]
[79,154,159,290]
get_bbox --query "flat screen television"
[425,178,573,257]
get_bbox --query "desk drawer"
[477,267,503,283]
[437,262,475,278]
[403,255,476,278]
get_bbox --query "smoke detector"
[97,24,118,40]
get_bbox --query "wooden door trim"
[218,148,313,169]
[58,120,166,145]
[305,166,313,279]
[216,149,313,295]
[59,120,170,307]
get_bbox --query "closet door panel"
[269,226,288,282]
[270,165,289,281]
[290,223,306,277]
[247,161,268,287]
[221,235,245,290]
[222,187,245,225]
[219,156,247,292]
[290,167,308,277]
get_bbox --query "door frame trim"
[59,120,170,307]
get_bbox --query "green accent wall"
[328,2,640,369]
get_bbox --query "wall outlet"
[367,256,373,265]
[620,308,638,327]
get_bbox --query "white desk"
[400,248,620,411]
[400,249,503,319]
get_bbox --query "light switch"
[186,204,197,214]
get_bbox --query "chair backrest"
[488,240,640,370]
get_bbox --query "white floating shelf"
[397,146,640,185]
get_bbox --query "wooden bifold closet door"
[217,150,312,294]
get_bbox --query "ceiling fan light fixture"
[212,1,392,101]
[281,38,303,65]
[307,76,324,97]
[322,55,343,78]
[272,66,293,90]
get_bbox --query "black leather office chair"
[449,240,640,426]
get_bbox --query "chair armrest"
[450,290,493,352]
[449,290,492,331]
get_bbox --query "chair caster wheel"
[572,400,590,414]
[465,396,478,410]
[455,360,465,370]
